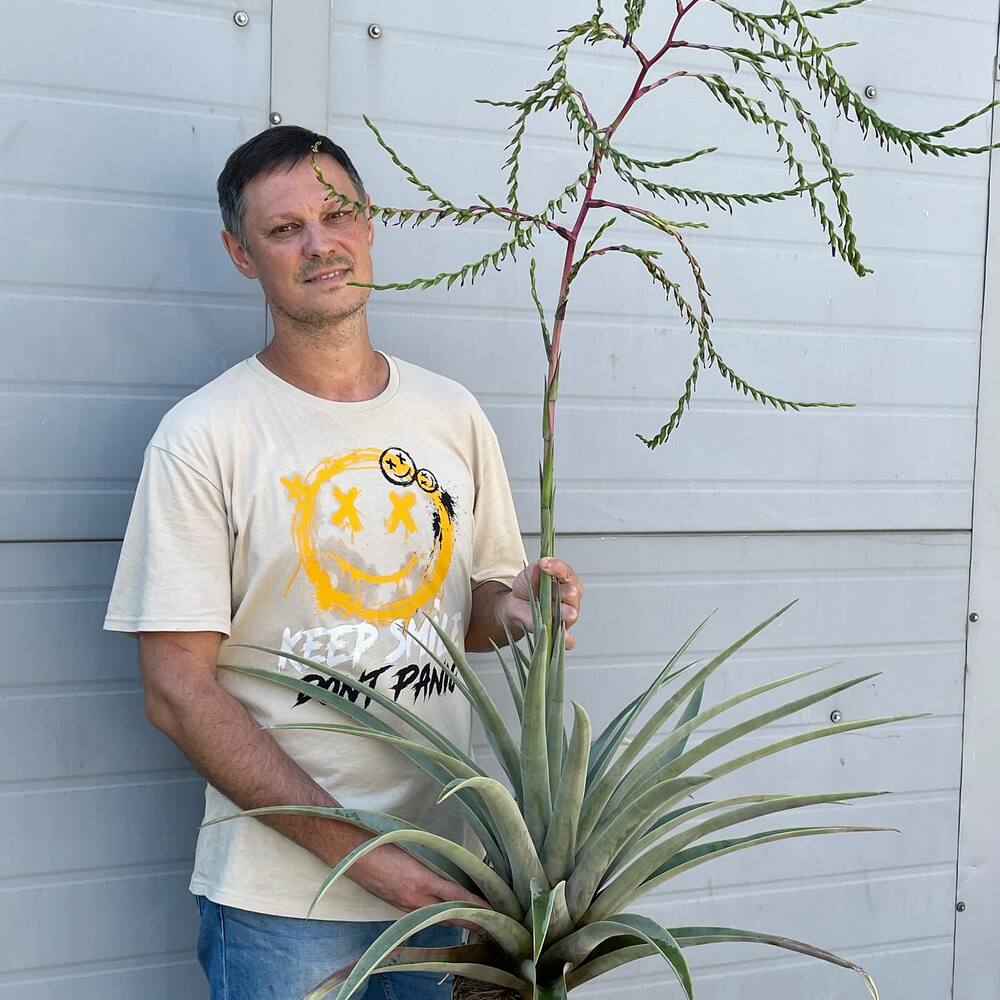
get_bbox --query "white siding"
[1,0,270,540]
[954,54,1000,995]
[1,1,270,994]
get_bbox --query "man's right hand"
[348,841,487,915]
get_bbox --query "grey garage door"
[1,2,269,995]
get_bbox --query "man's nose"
[300,220,341,258]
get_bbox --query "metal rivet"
[269,112,283,126]
[957,901,967,913]
[864,84,878,100]
[969,612,980,623]
[368,23,383,39]
[830,710,843,724]
[233,10,249,27]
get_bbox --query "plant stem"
[535,1,703,640]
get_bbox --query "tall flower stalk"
[219,3,998,997]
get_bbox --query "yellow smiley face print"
[416,469,438,493]
[281,447,456,625]
[380,446,417,486]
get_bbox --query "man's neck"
[256,323,389,403]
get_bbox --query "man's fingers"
[507,598,576,628]
[539,557,575,583]
[509,560,583,652]
[557,584,582,608]
[558,601,578,650]
[558,600,578,626]
[540,559,585,601]
[435,884,488,929]
[434,879,488,908]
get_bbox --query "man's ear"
[220,229,259,279]
[366,196,375,248]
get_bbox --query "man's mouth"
[304,268,351,285]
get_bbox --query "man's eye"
[327,212,351,224]
[272,224,296,235]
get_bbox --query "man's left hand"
[504,557,585,651]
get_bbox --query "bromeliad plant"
[228,603,907,1000]
[220,2,997,998]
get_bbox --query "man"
[104,125,584,999]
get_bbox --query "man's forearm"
[151,676,371,867]
[465,580,521,652]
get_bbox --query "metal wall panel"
[0,963,205,1000]
[1,0,271,993]
[0,872,197,974]
[0,542,207,994]
[0,0,269,541]
[954,28,1000,992]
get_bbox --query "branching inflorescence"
[314,0,995,466]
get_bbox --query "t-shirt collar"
[245,351,400,413]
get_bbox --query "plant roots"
[452,976,525,1000]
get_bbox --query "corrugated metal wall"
[319,1,995,995]
[1,2,270,995]
[2,0,996,996]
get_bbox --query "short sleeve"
[469,407,528,590]
[104,445,233,635]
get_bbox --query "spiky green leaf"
[543,913,692,999]
[671,924,880,998]
[579,603,796,841]
[541,702,591,883]
[308,902,531,1000]
[440,776,548,910]
[588,791,884,920]
[566,775,711,920]
[414,616,523,797]
[520,629,552,850]
[587,615,710,787]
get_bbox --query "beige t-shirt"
[104,353,526,920]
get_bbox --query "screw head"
[969,612,980,623]
[368,23,383,39]
[957,901,967,913]
[830,710,843,724]
[864,84,878,100]
[269,112,283,126]
[233,10,249,27]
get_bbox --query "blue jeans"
[196,896,464,1000]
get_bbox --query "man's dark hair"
[216,125,367,247]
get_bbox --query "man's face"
[223,154,375,332]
